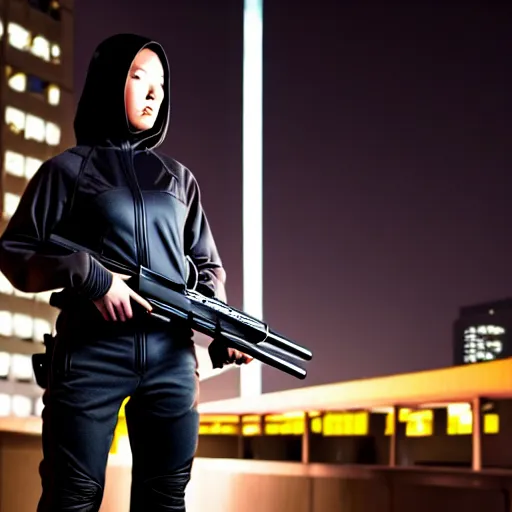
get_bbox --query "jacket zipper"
[121,143,149,374]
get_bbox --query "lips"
[142,106,153,116]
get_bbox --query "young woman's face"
[125,48,165,131]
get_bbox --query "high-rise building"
[453,298,512,366]
[0,0,74,418]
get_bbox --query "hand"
[226,348,254,366]
[208,337,254,369]
[93,272,153,322]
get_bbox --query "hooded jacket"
[0,34,225,311]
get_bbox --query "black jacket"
[0,34,225,315]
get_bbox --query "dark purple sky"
[74,1,512,400]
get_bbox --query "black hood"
[74,33,171,150]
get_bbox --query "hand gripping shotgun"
[47,234,313,379]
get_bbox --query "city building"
[453,298,512,365]
[0,0,74,417]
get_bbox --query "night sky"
[74,1,512,401]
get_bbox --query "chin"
[133,117,156,131]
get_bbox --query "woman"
[0,33,250,511]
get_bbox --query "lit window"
[31,35,50,62]
[5,106,26,135]
[51,43,61,62]
[11,354,33,381]
[0,274,13,295]
[12,395,32,416]
[8,23,30,51]
[25,114,46,143]
[3,192,20,218]
[12,313,33,340]
[12,288,35,299]
[447,403,472,435]
[33,318,51,342]
[35,396,43,417]
[7,72,26,92]
[0,312,13,336]
[25,156,42,180]
[45,122,60,146]
[0,394,11,417]
[35,290,54,303]
[47,84,60,105]
[4,150,25,177]
[484,413,499,434]
[322,412,369,436]
[405,410,433,437]
[0,353,10,378]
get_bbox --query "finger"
[95,302,109,321]
[105,301,117,322]
[128,290,153,312]
[121,298,133,320]
[114,273,131,281]
[115,302,126,322]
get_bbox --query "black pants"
[37,315,200,512]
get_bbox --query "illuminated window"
[323,412,369,436]
[198,414,241,435]
[311,416,322,434]
[405,410,433,437]
[45,122,60,146]
[12,395,32,417]
[12,314,33,340]
[25,156,42,179]
[0,394,11,417]
[8,23,30,51]
[387,408,434,437]
[263,412,305,435]
[242,415,261,436]
[25,114,46,143]
[447,403,472,435]
[51,43,61,63]
[35,396,44,417]
[462,324,505,364]
[35,290,53,303]
[3,192,20,218]
[6,106,61,146]
[33,318,51,342]
[11,354,33,381]
[47,84,60,105]
[7,22,60,64]
[0,275,13,296]
[31,35,50,61]
[0,353,10,378]
[0,312,13,337]
[446,403,500,435]
[7,71,26,93]
[5,106,26,135]
[4,150,24,177]
[12,288,35,299]
[484,413,499,434]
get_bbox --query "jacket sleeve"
[0,156,112,299]
[184,175,227,301]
